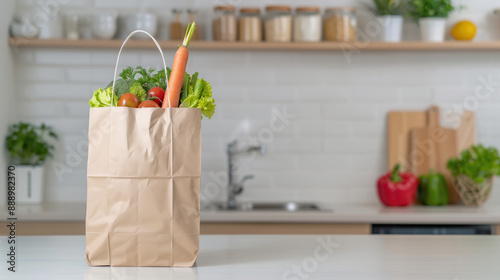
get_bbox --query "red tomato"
[118,93,140,108]
[138,100,160,108]
[148,87,165,106]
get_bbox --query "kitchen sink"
[205,202,331,212]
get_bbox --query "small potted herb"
[408,0,455,42]
[447,144,500,206]
[371,0,406,42]
[5,122,58,204]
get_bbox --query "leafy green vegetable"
[447,144,500,183]
[113,66,164,92]
[5,122,58,165]
[106,79,134,98]
[370,0,406,16]
[181,78,215,119]
[408,0,455,19]
[99,66,216,118]
[89,87,118,108]
[129,82,147,101]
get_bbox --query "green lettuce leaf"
[181,79,215,119]
[89,87,118,108]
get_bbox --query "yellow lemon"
[451,21,477,41]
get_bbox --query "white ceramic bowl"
[124,13,157,39]
[91,13,117,39]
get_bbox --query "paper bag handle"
[111,30,170,107]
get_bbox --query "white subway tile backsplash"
[221,69,275,86]
[202,138,225,154]
[64,101,90,117]
[201,154,226,172]
[214,86,248,102]
[191,51,249,69]
[92,51,141,66]
[323,138,384,154]
[249,155,297,170]
[66,67,113,83]
[322,121,350,137]
[18,101,64,118]
[12,0,500,204]
[399,87,433,102]
[15,49,35,64]
[275,69,326,86]
[35,50,91,65]
[34,84,92,99]
[295,120,322,137]
[22,118,89,134]
[249,86,298,102]
[298,86,350,102]
[322,104,376,121]
[247,52,296,69]
[273,171,330,189]
[351,121,385,138]
[297,155,351,171]
[434,86,475,103]
[352,87,400,103]
[269,138,322,154]
[18,66,63,82]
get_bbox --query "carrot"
[163,22,196,108]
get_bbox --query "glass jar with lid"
[213,5,237,41]
[239,8,262,42]
[323,7,357,42]
[293,6,322,42]
[264,5,292,42]
[170,9,183,40]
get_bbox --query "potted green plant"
[371,0,406,42]
[408,0,454,42]
[5,122,58,204]
[447,144,500,206]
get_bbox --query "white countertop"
[4,201,500,224]
[2,235,500,279]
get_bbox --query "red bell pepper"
[377,164,418,207]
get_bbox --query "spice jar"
[264,5,292,42]
[324,7,357,42]
[239,8,262,42]
[170,9,183,40]
[293,6,321,42]
[213,5,237,41]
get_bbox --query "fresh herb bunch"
[5,122,58,165]
[371,0,406,16]
[118,66,167,91]
[408,0,454,18]
[447,144,500,183]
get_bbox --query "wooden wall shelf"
[9,38,500,51]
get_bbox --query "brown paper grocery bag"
[85,30,201,267]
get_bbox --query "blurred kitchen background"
[2,0,500,235]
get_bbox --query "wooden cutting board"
[387,110,427,171]
[409,106,460,204]
[457,111,476,152]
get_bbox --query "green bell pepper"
[418,170,449,206]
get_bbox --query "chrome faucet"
[226,140,266,209]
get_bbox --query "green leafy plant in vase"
[408,0,455,42]
[5,122,58,204]
[447,144,500,206]
[371,0,406,42]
